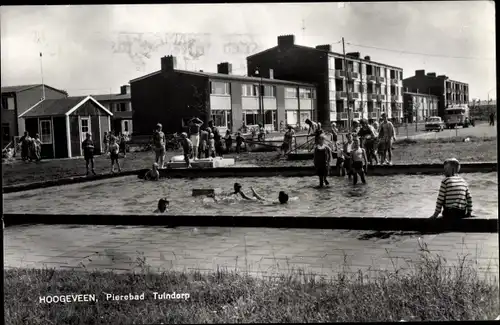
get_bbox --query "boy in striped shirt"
[430,158,473,219]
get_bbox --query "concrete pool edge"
[3,214,498,233]
[2,162,497,194]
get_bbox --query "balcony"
[210,95,231,110]
[336,91,348,99]
[367,93,377,101]
[353,112,361,120]
[348,92,360,100]
[347,71,359,80]
[284,98,299,110]
[242,97,259,110]
[376,76,386,83]
[390,79,398,85]
[299,98,313,110]
[377,94,386,101]
[340,112,348,120]
[370,112,378,119]
[367,75,377,82]
[263,97,277,110]
[335,70,346,78]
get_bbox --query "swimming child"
[430,158,473,219]
[350,136,368,185]
[337,133,353,178]
[313,134,333,188]
[145,162,160,181]
[208,182,254,202]
[154,198,169,214]
[250,187,295,204]
[109,137,121,173]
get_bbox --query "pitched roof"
[130,69,316,87]
[247,44,403,70]
[91,93,131,101]
[1,84,68,95]
[19,96,113,118]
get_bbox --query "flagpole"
[39,52,46,100]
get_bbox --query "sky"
[1,2,496,100]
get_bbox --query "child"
[313,134,333,188]
[337,133,353,178]
[103,131,109,154]
[33,133,42,162]
[207,130,216,158]
[430,158,473,219]
[224,130,233,154]
[145,162,160,181]
[154,198,169,214]
[119,133,127,158]
[109,137,121,173]
[82,132,96,175]
[179,132,193,168]
[153,123,166,168]
[281,125,295,155]
[236,132,244,154]
[350,136,368,185]
[250,187,292,204]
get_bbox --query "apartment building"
[92,85,133,135]
[403,70,469,118]
[246,35,404,129]
[129,56,317,135]
[403,91,439,122]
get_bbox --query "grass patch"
[4,240,499,323]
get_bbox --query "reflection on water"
[3,173,498,218]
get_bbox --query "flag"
[40,52,42,57]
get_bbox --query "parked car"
[425,116,445,132]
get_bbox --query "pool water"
[3,173,497,218]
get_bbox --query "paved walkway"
[4,225,498,281]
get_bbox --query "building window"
[1,96,15,110]
[244,112,259,125]
[328,56,336,70]
[299,112,311,125]
[211,110,228,127]
[263,85,276,97]
[334,58,343,70]
[211,81,230,95]
[40,120,53,144]
[335,79,344,91]
[109,103,115,112]
[264,110,275,125]
[124,121,129,132]
[2,123,10,143]
[118,103,126,112]
[285,87,297,98]
[390,70,395,79]
[299,88,312,99]
[242,84,259,97]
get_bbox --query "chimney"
[199,70,204,72]
[427,72,436,77]
[315,44,331,52]
[437,75,447,79]
[277,35,295,48]
[217,62,232,75]
[161,55,176,72]
[120,85,130,95]
[269,69,274,79]
[346,52,361,59]
[415,69,425,76]
[416,89,419,94]
[364,56,371,61]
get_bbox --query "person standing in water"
[188,117,204,161]
[179,132,193,168]
[314,134,333,188]
[153,123,166,168]
[430,158,473,220]
[154,198,169,214]
[336,132,353,178]
[145,162,160,181]
[350,136,368,185]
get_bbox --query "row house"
[246,34,404,129]
[129,56,317,135]
[91,85,133,135]
[402,91,439,122]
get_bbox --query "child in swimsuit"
[109,137,121,173]
[250,187,294,204]
[313,134,333,187]
[350,137,368,185]
[179,132,193,168]
[236,132,244,154]
[337,133,353,178]
[145,162,160,181]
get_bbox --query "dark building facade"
[246,35,404,129]
[1,84,67,147]
[130,56,317,135]
[403,70,469,118]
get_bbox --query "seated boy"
[430,158,473,219]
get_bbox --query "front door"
[80,117,91,143]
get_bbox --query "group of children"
[81,131,123,176]
[18,132,42,162]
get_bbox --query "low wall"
[3,213,497,233]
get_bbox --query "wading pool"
[3,173,497,218]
